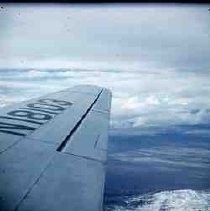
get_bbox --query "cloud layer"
[0,4,210,70]
[0,4,210,130]
[1,67,210,130]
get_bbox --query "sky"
[0,3,210,132]
[0,4,210,70]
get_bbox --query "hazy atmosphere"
[0,4,210,210]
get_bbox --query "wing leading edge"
[0,85,112,211]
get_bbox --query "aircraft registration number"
[0,98,72,136]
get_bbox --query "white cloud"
[1,66,210,129]
[110,189,210,211]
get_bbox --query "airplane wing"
[0,85,112,211]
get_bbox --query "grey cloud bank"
[0,4,210,70]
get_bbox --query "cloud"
[0,4,210,71]
[1,67,210,129]
[107,189,210,211]
[0,5,210,130]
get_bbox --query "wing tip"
[72,84,112,97]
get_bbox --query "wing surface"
[0,85,112,211]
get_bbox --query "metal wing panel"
[0,138,55,211]
[92,88,112,112]
[26,91,99,145]
[0,85,111,211]
[0,85,102,151]
[64,110,110,162]
[16,153,105,211]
